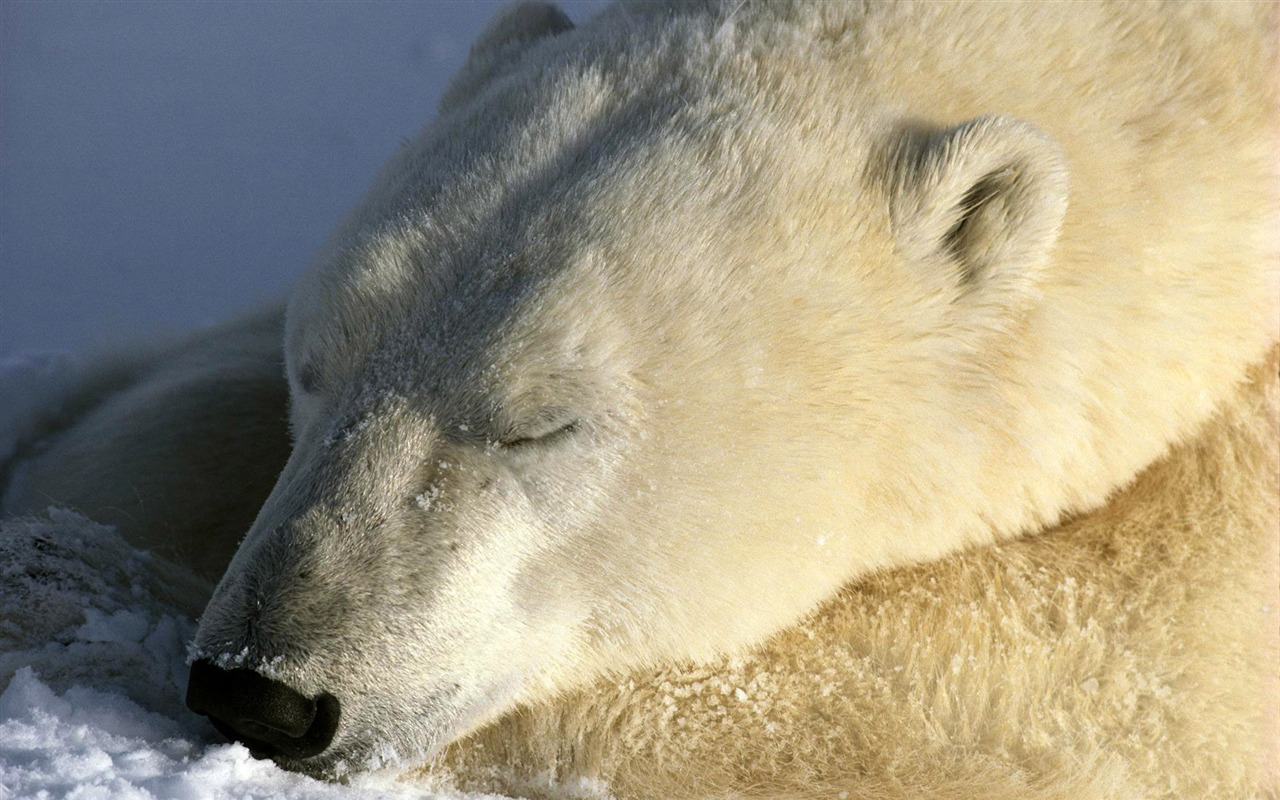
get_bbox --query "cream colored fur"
[433,349,1280,799]
[2,0,1276,793]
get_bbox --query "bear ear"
[440,2,575,115]
[886,115,1069,314]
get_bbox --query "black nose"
[186,659,340,761]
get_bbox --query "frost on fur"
[3,0,1277,796]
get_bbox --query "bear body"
[437,350,1279,800]
[1,307,292,582]
[2,0,1277,795]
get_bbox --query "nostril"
[186,659,340,761]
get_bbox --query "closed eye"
[500,419,580,449]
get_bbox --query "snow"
[0,3,607,797]
[0,509,510,800]
[0,664,468,800]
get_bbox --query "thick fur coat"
[435,350,1280,799]
[1,1,1277,796]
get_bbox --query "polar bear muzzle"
[186,659,341,761]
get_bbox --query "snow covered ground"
[1,3,605,797]
[0,504,517,800]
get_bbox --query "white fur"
[6,0,1277,784]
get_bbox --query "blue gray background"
[1,1,606,354]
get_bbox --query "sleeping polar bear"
[3,0,1277,796]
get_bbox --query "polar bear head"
[188,2,1068,776]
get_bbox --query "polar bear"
[431,349,1279,799]
[3,0,1277,793]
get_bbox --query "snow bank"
[0,356,519,798]
[0,511,509,799]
